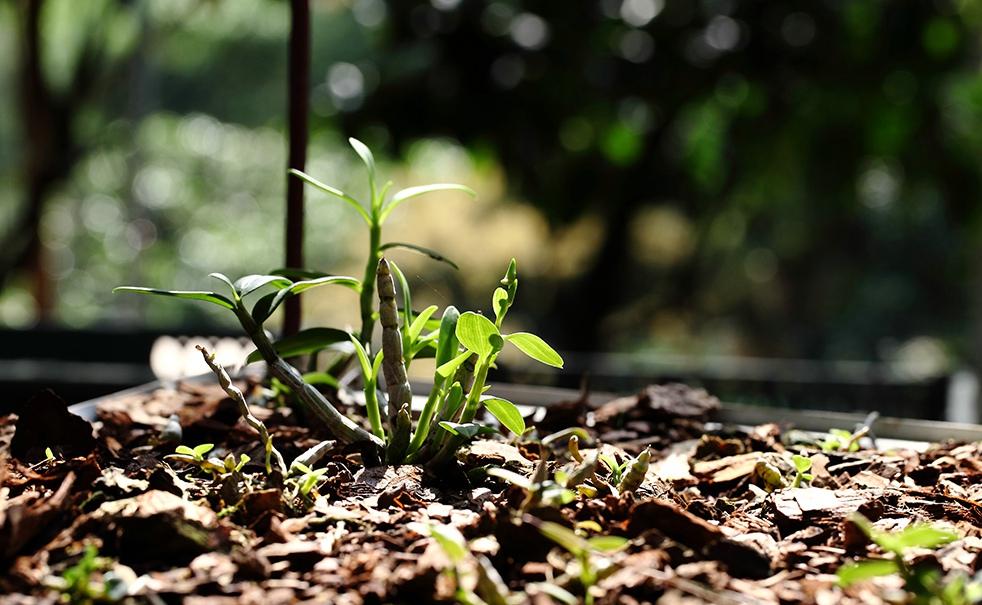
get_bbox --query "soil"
[1,380,980,604]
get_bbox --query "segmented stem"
[196,345,287,475]
[376,258,412,431]
[233,306,383,450]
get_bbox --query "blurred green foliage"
[3,0,982,371]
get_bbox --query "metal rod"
[284,0,310,338]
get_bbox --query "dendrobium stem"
[196,345,287,475]
[377,258,412,432]
[233,305,383,450]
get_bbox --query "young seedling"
[488,455,576,512]
[821,427,863,453]
[526,516,629,605]
[167,443,220,473]
[427,260,562,464]
[838,513,969,602]
[791,454,814,488]
[289,462,328,501]
[116,139,563,470]
[49,544,128,604]
[412,522,514,605]
[616,448,650,495]
[290,137,475,345]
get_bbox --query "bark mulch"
[1,381,979,604]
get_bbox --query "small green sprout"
[171,443,214,462]
[822,427,863,453]
[167,443,249,477]
[488,465,575,511]
[290,462,328,500]
[791,454,814,488]
[291,138,475,345]
[616,449,650,495]
[45,447,55,462]
[598,453,627,485]
[51,543,127,604]
[416,522,512,605]
[528,516,629,605]
[838,513,971,603]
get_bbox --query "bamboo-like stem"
[196,345,287,475]
[376,258,412,431]
[233,305,383,450]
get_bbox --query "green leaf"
[247,327,351,363]
[290,169,370,225]
[434,306,461,368]
[192,443,214,457]
[505,332,564,368]
[792,454,813,474]
[379,183,476,223]
[456,312,501,361]
[234,274,292,297]
[426,524,469,565]
[587,536,630,553]
[541,427,591,446]
[113,287,235,310]
[408,305,439,344]
[270,267,331,280]
[252,275,360,323]
[175,445,194,456]
[483,397,526,436]
[486,467,532,490]
[889,524,960,551]
[301,372,340,388]
[837,559,900,587]
[388,261,414,339]
[492,287,509,325]
[436,350,472,379]
[209,273,238,298]
[380,242,459,270]
[441,382,465,421]
[526,583,578,605]
[348,137,377,194]
[372,349,384,381]
[350,335,374,384]
[437,421,497,439]
[534,520,590,558]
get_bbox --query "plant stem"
[377,258,413,430]
[358,220,381,344]
[365,382,386,441]
[234,305,383,449]
[406,380,444,460]
[427,359,491,466]
[196,345,287,475]
[458,360,491,424]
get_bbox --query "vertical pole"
[284,0,310,337]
